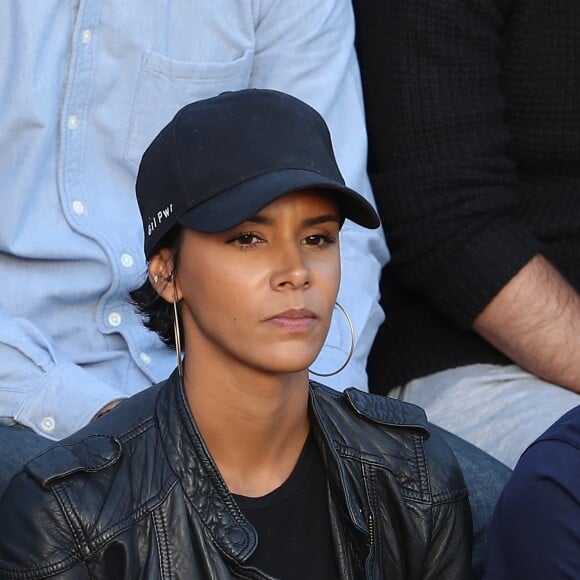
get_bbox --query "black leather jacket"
[0,372,471,579]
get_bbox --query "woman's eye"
[228,233,263,247]
[302,234,336,247]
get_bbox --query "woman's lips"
[265,308,317,331]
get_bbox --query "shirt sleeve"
[485,437,580,579]
[251,0,389,391]
[355,0,542,328]
[0,309,126,440]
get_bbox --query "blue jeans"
[432,424,512,580]
[0,423,53,497]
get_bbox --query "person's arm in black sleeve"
[355,0,580,391]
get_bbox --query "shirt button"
[120,253,134,268]
[72,200,85,215]
[108,312,122,327]
[81,29,92,44]
[140,352,152,365]
[40,417,56,433]
[68,115,79,130]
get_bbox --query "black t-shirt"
[233,434,340,579]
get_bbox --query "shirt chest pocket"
[125,49,254,169]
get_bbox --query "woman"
[0,89,471,579]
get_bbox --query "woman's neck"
[183,358,311,497]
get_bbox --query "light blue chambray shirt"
[0,0,388,440]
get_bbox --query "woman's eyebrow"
[246,215,273,225]
[303,214,340,227]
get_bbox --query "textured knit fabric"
[353,0,580,391]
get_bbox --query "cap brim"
[178,169,380,233]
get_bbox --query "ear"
[148,250,183,304]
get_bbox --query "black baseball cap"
[136,89,380,258]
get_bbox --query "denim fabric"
[0,424,52,498]
[434,425,512,580]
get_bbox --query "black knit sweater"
[353,0,580,392]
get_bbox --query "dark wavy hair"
[129,226,184,347]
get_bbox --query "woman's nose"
[270,245,310,290]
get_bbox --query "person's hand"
[91,399,125,422]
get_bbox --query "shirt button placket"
[81,29,92,44]
[40,416,56,434]
[108,312,122,328]
[62,5,99,227]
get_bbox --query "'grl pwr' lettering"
[147,204,174,236]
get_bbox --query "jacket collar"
[308,381,430,533]
[155,371,362,563]
[157,370,258,562]
[308,387,369,534]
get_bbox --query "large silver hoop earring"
[172,285,184,377]
[309,302,355,378]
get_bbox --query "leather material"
[0,371,472,579]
